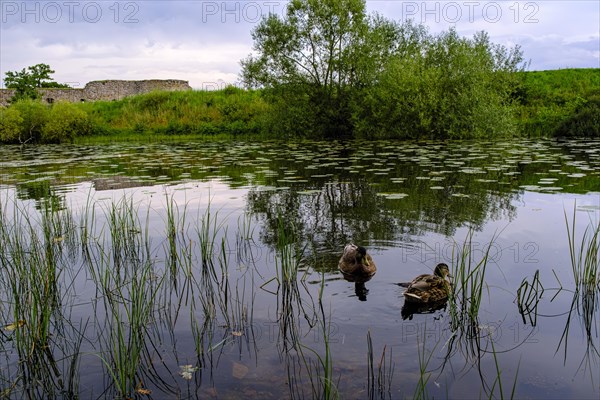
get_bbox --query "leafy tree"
[554,94,600,137]
[240,0,404,137]
[4,63,70,102]
[241,0,523,139]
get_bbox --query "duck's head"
[344,243,371,267]
[434,263,452,279]
[356,245,370,267]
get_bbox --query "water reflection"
[400,299,448,320]
[0,139,599,398]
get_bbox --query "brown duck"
[338,244,377,279]
[399,263,452,304]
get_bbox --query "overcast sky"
[1,1,598,89]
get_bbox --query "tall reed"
[516,269,544,326]
[0,196,81,396]
[450,229,496,322]
[564,205,600,289]
[367,331,394,400]
[557,204,600,372]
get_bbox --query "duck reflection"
[401,299,448,320]
[338,244,376,301]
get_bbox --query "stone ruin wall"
[0,79,192,107]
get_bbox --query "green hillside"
[517,68,600,137]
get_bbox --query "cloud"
[0,1,598,88]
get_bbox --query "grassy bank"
[0,86,272,144]
[517,68,600,137]
[80,86,270,138]
[1,69,599,144]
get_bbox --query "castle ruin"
[0,79,192,107]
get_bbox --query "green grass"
[79,86,270,139]
[517,68,600,137]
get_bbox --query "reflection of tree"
[246,172,519,269]
[246,179,397,264]
[15,180,65,210]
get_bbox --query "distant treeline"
[0,68,598,144]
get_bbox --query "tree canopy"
[4,63,70,102]
[240,0,525,139]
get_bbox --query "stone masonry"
[0,79,192,107]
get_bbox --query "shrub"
[10,99,50,143]
[41,101,92,143]
[355,29,524,139]
[0,107,24,143]
[554,95,600,137]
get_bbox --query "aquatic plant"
[0,197,82,396]
[367,330,394,400]
[449,228,497,326]
[564,205,600,289]
[516,269,544,326]
[557,204,600,376]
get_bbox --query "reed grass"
[297,291,338,400]
[516,269,544,326]
[413,324,438,400]
[275,212,307,285]
[0,196,83,397]
[449,229,497,326]
[367,330,394,400]
[557,204,600,373]
[564,205,600,289]
[488,338,520,400]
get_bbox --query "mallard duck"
[399,263,452,304]
[338,244,377,279]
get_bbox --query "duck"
[338,244,377,279]
[398,263,452,304]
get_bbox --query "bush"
[554,96,600,137]
[0,107,24,143]
[355,29,523,139]
[41,101,92,143]
[10,99,50,143]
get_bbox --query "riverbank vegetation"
[1,68,598,144]
[0,0,598,144]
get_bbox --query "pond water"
[0,139,599,399]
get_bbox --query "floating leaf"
[179,364,199,380]
[4,320,25,331]
[135,382,151,395]
[377,192,408,199]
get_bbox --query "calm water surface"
[0,139,599,399]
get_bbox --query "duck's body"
[338,244,376,279]
[400,263,452,304]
